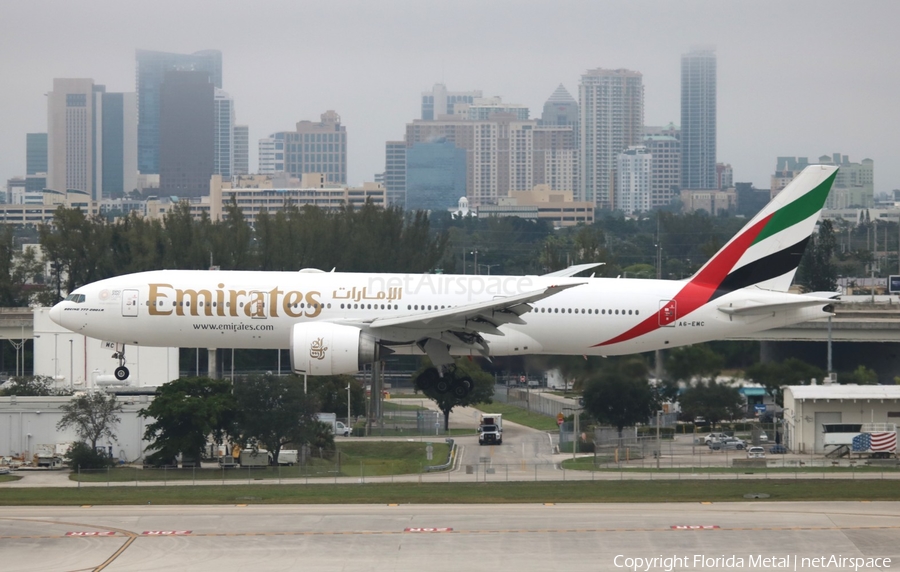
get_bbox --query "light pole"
[68,339,73,390]
[471,250,479,275]
[656,410,662,470]
[563,406,583,461]
[346,383,352,431]
[479,263,500,275]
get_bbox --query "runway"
[2,502,899,571]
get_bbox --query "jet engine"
[290,322,378,375]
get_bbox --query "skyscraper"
[579,68,644,208]
[643,123,681,208]
[405,140,467,212]
[384,141,407,207]
[26,133,47,175]
[281,111,347,185]
[136,49,222,174]
[213,89,235,179]
[540,84,579,128]
[421,84,482,120]
[158,71,214,197]
[616,146,652,213]
[233,125,249,175]
[681,47,717,190]
[47,79,136,199]
[258,135,283,175]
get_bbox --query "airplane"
[50,164,839,397]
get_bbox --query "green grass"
[472,402,559,431]
[382,400,429,412]
[0,474,21,483]
[4,479,900,506]
[560,459,900,473]
[72,442,452,483]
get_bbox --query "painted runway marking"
[671,525,720,530]
[142,530,192,536]
[66,531,117,536]
[404,527,453,533]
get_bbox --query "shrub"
[65,441,114,470]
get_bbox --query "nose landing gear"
[112,347,129,381]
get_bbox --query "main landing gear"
[415,366,473,398]
[112,345,129,381]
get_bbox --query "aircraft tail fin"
[688,164,838,299]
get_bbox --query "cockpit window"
[64,294,86,303]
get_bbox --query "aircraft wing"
[541,263,604,278]
[367,283,583,363]
[717,293,839,316]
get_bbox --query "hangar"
[783,384,900,454]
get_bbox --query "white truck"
[316,412,351,437]
[239,449,270,467]
[478,413,503,446]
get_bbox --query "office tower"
[616,146,652,213]
[384,141,407,207]
[643,123,681,208]
[136,49,222,174]
[462,97,529,121]
[99,91,138,197]
[421,84,482,120]
[47,79,97,195]
[540,84,579,127]
[405,140,467,212]
[158,71,214,197]
[772,154,873,208]
[26,133,48,175]
[681,47,717,190]
[579,68,644,208]
[281,111,347,185]
[233,125,249,175]
[213,89,235,179]
[258,135,283,175]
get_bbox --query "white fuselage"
[49,269,828,358]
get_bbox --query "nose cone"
[49,302,64,326]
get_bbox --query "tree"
[0,375,71,396]
[841,365,878,385]
[665,344,724,384]
[57,393,123,451]
[796,219,838,292]
[233,373,320,464]
[140,377,238,463]
[745,358,824,405]
[678,381,744,427]
[308,375,366,419]
[582,357,656,435]
[64,441,114,470]
[415,359,494,431]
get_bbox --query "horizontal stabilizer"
[717,294,838,316]
[541,263,604,278]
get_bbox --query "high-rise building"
[421,84,482,120]
[384,141,407,207]
[233,125,249,175]
[99,91,138,197]
[540,84,579,128]
[716,163,733,190]
[772,154,873,208]
[405,140,467,212]
[460,97,530,121]
[579,68,644,208]
[47,79,136,199]
[643,123,681,208]
[136,49,222,174]
[616,146,652,213]
[258,135,283,175]
[280,111,347,185]
[213,89,235,179]
[26,133,47,175]
[158,71,214,197]
[680,47,717,190]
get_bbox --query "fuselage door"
[122,289,139,317]
[658,299,676,327]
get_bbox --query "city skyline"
[1,1,898,194]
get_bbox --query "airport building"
[783,384,900,454]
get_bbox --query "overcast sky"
[2,0,898,194]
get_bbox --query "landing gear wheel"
[114,366,129,381]
[451,376,473,398]
[435,376,451,393]
[415,367,440,391]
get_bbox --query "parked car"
[758,431,769,443]
[709,437,745,451]
[693,417,708,426]
[704,432,728,444]
[769,444,788,454]
[747,446,766,458]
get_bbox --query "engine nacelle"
[290,322,378,375]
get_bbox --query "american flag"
[852,432,897,452]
